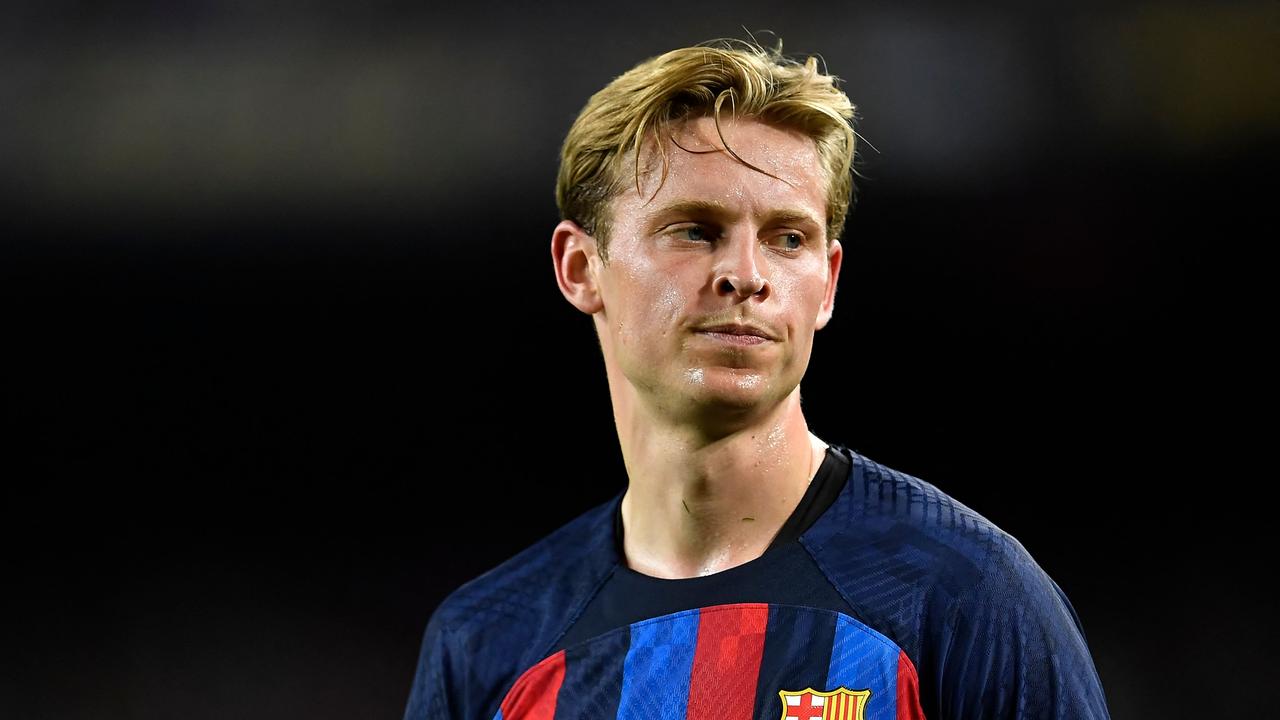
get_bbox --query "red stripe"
[499,650,566,720]
[685,603,769,720]
[896,650,926,720]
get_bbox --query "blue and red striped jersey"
[497,603,922,720]
[404,447,1109,720]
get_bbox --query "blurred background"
[2,1,1275,718]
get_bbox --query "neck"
[614,386,827,579]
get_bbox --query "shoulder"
[405,495,621,720]
[805,449,1023,609]
[802,450,1068,660]
[805,449,1108,719]
[840,452,1074,621]
[431,494,619,634]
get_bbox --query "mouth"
[693,323,778,345]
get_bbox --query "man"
[405,41,1109,720]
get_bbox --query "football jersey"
[404,446,1109,720]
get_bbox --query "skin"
[551,116,843,579]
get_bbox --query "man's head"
[551,41,858,432]
[556,41,857,262]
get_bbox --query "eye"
[683,226,710,242]
[672,225,713,243]
[769,232,805,250]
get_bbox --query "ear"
[814,238,843,330]
[551,219,604,315]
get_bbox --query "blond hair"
[556,40,858,260]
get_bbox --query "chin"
[682,367,779,411]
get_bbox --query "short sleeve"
[936,537,1110,720]
[403,610,454,720]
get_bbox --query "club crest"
[778,687,871,720]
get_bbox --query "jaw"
[608,359,799,439]
[594,313,809,436]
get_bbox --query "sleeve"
[403,610,455,720]
[935,538,1110,720]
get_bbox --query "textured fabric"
[401,500,618,720]
[498,603,910,720]
[404,448,1109,720]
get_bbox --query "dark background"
[2,2,1275,718]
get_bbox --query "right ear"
[551,220,605,315]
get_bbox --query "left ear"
[814,239,843,330]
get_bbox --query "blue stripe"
[826,613,901,720]
[494,710,503,720]
[616,609,700,720]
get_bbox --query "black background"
[2,2,1274,718]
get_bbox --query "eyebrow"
[649,200,822,229]
[649,199,731,220]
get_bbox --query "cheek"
[632,261,684,320]
[653,279,684,337]
[614,269,684,348]
[772,266,829,329]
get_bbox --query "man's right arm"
[403,611,454,720]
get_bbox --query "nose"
[713,238,770,300]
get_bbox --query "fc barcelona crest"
[778,687,871,720]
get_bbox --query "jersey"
[403,446,1109,720]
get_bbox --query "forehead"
[615,116,828,225]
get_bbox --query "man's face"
[589,116,842,425]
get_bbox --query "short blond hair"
[556,40,858,260]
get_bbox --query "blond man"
[405,41,1108,720]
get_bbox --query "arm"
[403,611,453,720]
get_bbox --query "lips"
[694,323,778,341]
